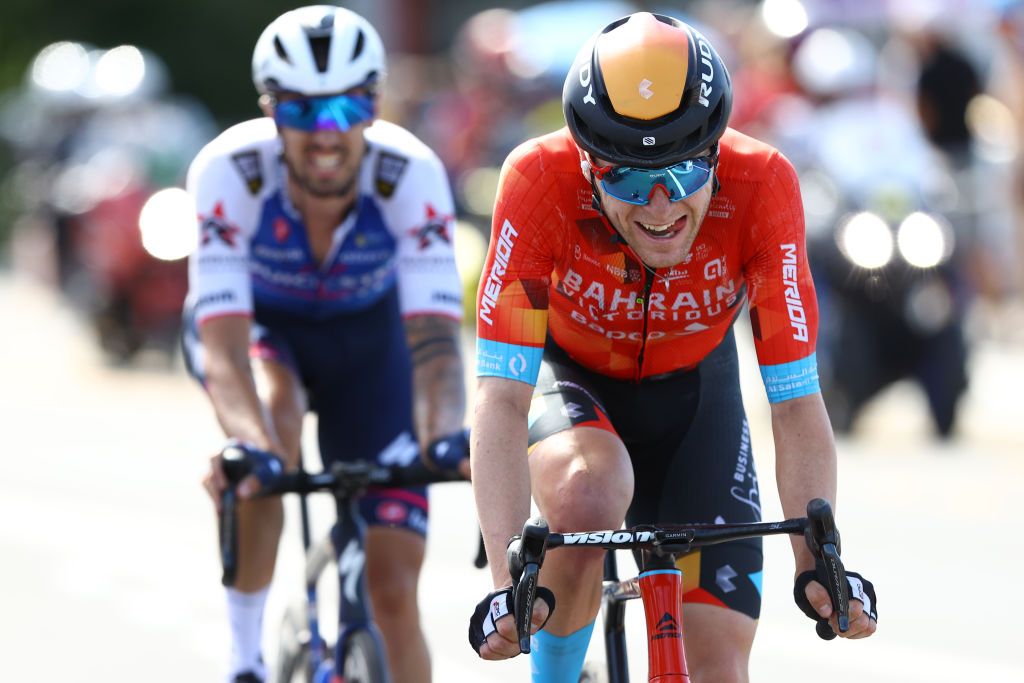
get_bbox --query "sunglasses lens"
[600,158,712,205]
[275,94,375,131]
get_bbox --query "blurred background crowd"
[1,0,1023,439]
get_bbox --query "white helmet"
[251,5,386,96]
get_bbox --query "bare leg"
[365,526,430,683]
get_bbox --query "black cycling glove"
[221,439,285,487]
[468,585,556,656]
[425,428,470,472]
[794,566,878,639]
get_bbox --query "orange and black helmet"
[563,12,732,168]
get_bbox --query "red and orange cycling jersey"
[475,127,819,403]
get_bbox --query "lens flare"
[838,212,893,269]
[897,212,951,268]
[139,188,197,261]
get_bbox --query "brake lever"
[805,498,850,638]
[507,517,549,653]
[218,444,252,587]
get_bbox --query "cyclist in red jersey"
[467,13,877,682]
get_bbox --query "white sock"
[226,586,270,681]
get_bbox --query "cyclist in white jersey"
[182,7,466,683]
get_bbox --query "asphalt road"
[2,272,1021,682]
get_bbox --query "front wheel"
[340,628,388,683]
[273,603,312,682]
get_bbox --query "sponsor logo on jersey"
[273,217,290,243]
[231,150,264,195]
[432,291,461,305]
[200,202,241,247]
[479,219,519,326]
[375,152,408,198]
[780,243,809,342]
[707,195,735,220]
[508,353,527,377]
[196,290,236,309]
[253,244,304,262]
[559,268,739,320]
[409,204,451,250]
[375,501,408,524]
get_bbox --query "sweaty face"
[594,162,715,269]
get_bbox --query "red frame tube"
[638,568,689,681]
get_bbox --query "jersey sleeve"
[475,142,557,386]
[743,151,821,403]
[185,141,261,324]
[380,144,464,321]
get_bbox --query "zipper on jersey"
[635,269,656,381]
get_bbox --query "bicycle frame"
[296,468,390,682]
[596,549,690,681]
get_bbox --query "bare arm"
[471,376,535,587]
[770,391,837,574]
[404,314,466,451]
[199,315,284,455]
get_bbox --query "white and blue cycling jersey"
[182,117,463,537]
[185,117,463,325]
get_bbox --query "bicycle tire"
[340,628,388,683]
[272,603,312,683]
[273,535,336,683]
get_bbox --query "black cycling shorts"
[182,287,429,537]
[528,325,764,619]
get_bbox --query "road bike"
[507,499,850,682]
[218,442,480,683]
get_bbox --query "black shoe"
[232,673,264,683]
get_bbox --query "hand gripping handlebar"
[506,516,549,653]
[804,498,850,640]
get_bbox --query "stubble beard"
[283,155,357,199]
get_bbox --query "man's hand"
[796,570,878,639]
[202,442,285,513]
[424,428,472,479]
[468,586,555,659]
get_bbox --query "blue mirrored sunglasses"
[273,93,375,132]
[596,154,715,206]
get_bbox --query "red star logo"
[408,203,452,250]
[200,202,241,247]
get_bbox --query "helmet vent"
[273,36,291,64]
[309,35,331,73]
[351,29,366,62]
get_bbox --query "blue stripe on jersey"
[476,338,543,386]
[759,353,820,403]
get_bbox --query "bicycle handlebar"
[506,498,850,648]
[218,445,468,587]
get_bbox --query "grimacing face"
[591,158,716,270]
[261,92,371,199]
